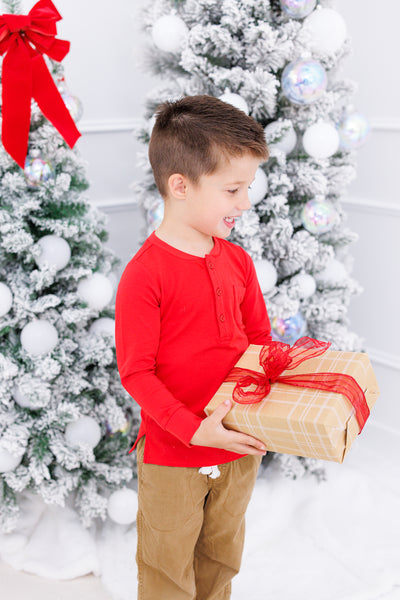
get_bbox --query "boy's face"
[179,152,261,241]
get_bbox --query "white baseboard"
[341,195,400,217]
[79,118,139,134]
[368,347,400,371]
[93,197,139,212]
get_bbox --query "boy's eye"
[227,189,238,194]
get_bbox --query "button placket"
[206,258,228,338]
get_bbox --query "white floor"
[0,561,112,600]
[1,421,400,600]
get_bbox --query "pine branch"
[1,0,21,14]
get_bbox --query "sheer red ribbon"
[0,0,81,167]
[225,337,369,432]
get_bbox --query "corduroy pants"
[135,436,261,600]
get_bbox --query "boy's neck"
[155,222,215,258]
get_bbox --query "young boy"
[115,95,272,599]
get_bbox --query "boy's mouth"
[223,216,236,228]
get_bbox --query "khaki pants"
[136,437,261,600]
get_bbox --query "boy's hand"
[190,399,267,456]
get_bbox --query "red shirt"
[115,232,271,467]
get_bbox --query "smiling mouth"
[223,216,236,228]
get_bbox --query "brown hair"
[148,95,269,197]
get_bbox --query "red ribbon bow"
[226,337,370,432]
[0,0,81,168]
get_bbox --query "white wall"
[18,0,400,431]
[335,1,400,430]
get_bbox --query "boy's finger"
[211,398,232,421]
[232,431,266,452]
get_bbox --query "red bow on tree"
[0,0,81,168]
[226,337,370,432]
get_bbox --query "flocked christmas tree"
[134,0,369,478]
[0,0,139,533]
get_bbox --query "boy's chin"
[214,230,232,240]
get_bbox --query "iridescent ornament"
[301,198,338,235]
[339,113,370,150]
[303,8,347,54]
[147,202,164,231]
[264,120,297,154]
[0,282,13,317]
[218,91,249,115]
[272,313,307,344]
[281,59,327,105]
[24,155,55,187]
[302,121,340,159]
[279,0,316,19]
[151,14,188,53]
[34,235,71,271]
[61,91,83,122]
[248,168,268,204]
[105,411,132,436]
[107,488,138,525]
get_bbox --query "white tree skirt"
[1,424,399,600]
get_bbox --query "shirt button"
[208,261,214,269]
[219,314,225,322]
[216,288,222,296]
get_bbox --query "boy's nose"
[237,192,251,212]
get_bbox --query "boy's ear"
[167,173,187,200]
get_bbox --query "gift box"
[205,341,380,463]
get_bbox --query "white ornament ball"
[302,122,340,159]
[303,8,347,54]
[291,272,316,298]
[77,273,114,311]
[89,317,115,345]
[148,114,157,136]
[218,92,249,115]
[20,320,59,357]
[65,416,102,449]
[254,259,278,293]
[248,168,268,204]
[35,235,71,271]
[107,488,138,525]
[316,259,347,285]
[0,282,13,317]
[151,14,188,53]
[264,120,297,154]
[13,386,34,408]
[0,448,23,473]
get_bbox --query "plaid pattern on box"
[205,345,380,463]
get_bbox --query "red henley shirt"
[115,232,271,467]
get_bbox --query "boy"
[115,95,272,599]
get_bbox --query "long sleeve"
[115,260,202,447]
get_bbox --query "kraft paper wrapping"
[205,345,380,463]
